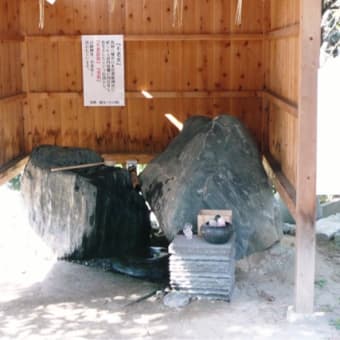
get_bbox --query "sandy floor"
[0,184,340,340]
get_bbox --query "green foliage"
[7,174,21,191]
[330,318,340,330]
[314,278,327,288]
[320,304,333,312]
[318,195,330,204]
[322,0,340,58]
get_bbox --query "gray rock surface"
[316,214,340,241]
[334,232,340,247]
[21,145,150,260]
[321,199,340,218]
[141,115,282,259]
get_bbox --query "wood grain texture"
[26,38,264,93]
[0,0,300,179]
[20,0,266,157]
[263,0,300,215]
[269,0,299,30]
[262,90,298,118]
[0,100,24,165]
[266,36,299,104]
[102,153,157,164]
[268,102,297,187]
[295,0,320,314]
[21,0,265,36]
[0,0,20,34]
[24,94,263,154]
[0,41,22,98]
[0,0,24,167]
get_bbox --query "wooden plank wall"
[0,0,24,167]
[20,0,265,156]
[264,0,299,194]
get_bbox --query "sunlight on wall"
[165,113,183,131]
[141,90,153,99]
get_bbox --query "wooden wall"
[0,0,24,167]
[20,0,265,156]
[0,0,301,182]
[264,0,299,196]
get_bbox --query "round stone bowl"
[201,222,233,244]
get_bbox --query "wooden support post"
[295,0,321,314]
[0,156,29,186]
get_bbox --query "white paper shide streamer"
[38,0,58,30]
[109,0,116,14]
[235,0,243,26]
[39,0,45,30]
[173,0,184,28]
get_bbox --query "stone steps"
[169,235,235,301]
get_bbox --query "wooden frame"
[26,33,264,42]
[263,0,321,313]
[294,0,321,314]
[0,155,29,186]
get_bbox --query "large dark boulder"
[140,115,282,259]
[21,145,150,260]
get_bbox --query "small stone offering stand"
[168,210,235,301]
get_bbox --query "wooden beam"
[0,33,24,42]
[262,90,298,117]
[295,0,321,314]
[102,153,157,164]
[129,91,261,99]
[0,153,156,185]
[267,24,300,40]
[262,154,297,220]
[0,156,29,186]
[25,33,263,42]
[125,34,264,41]
[0,93,26,104]
[29,91,262,99]
[20,38,29,94]
[28,92,82,99]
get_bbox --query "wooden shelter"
[0,0,320,313]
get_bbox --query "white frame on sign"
[81,35,125,107]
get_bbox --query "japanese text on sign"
[82,35,125,106]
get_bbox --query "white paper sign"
[81,35,125,106]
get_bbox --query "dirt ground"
[0,184,340,340]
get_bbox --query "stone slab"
[169,263,234,273]
[169,235,235,257]
[316,214,340,240]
